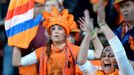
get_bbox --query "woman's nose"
[53,29,59,34]
[123,6,128,13]
[104,56,109,60]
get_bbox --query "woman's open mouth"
[104,64,112,69]
[54,35,59,38]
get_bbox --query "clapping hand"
[78,10,94,33]
[97,0,106,26]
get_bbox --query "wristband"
[91,30,97,40]
[99,22,106,27]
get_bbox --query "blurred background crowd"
[0,0,133,75]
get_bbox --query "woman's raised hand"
[97,0,106,26]
[78,10,94,33]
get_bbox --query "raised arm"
[80,10,104,60]
[97,2,134,75]
[12,47,38,67]
[12,47,22,67]
[91,31,103,59]
[77,10,97,75]
[77,10,92,65]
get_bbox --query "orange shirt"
[19,64,38,75]
[35,41,82,75]
[96,69,119,75]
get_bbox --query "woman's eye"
[58,27,63,30]
[51,27,55,30]
[101,54,106,57]
[120,4,125,8]
[109,54,114,58]
[126,4,130,7]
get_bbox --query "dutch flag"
[5,0,44,49]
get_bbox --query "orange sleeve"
[73,45,80,60]
[35,46,45,62]
[70,44,83,75]
[75,65,83,75]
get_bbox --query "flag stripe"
[6,17,40,37]
[8,0,30,11]
[5,8,34,30]
[8,25,39,48]
[5,0,41,49]
[7,0,17,11]
[6,0,33,20]
[35,0,45,4]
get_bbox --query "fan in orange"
[12,7,83,75]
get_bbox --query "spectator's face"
[101,46,117,74]
[50,25,66,43]
[120,1,134,21]
[44,0,60,12]
[34,4,44,15]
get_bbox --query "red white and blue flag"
[5,0,44,49]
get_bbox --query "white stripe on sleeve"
[21,51,37,66]
[78,61,97,75]
[108,36,134,75]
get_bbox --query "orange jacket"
[19,64,38,75]
[35,41,82,75]
[96,69,119,75]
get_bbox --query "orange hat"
[42,7,77,36]
[90,0,108,4]
[68,14,80,32]
[114,0,134,4]
[90,0,99,4]
[90,0,108,8]
[70,22,80,32]
[114,0,124,4]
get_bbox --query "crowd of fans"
[0,0,134,75]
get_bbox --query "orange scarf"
[121,22,127,39]
[38,41,80,75]
[96,69,119,75]
[129,36,134,51]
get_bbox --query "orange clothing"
[129,36,134,51]
[35,0,45,4]
[19,64,38,75]
[96,69,119,75]
[114,4,124,25]
[35,41,82,75]
[91,60,101,66]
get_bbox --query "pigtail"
[46,38,52,59]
